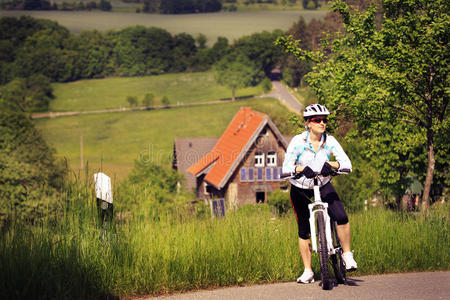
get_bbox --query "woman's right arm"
[282,135,304,174]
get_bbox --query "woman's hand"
[294,165,305,173]
[328,161,340,169]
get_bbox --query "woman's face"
[307,115,328,134]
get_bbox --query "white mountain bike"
[281,169,351,290]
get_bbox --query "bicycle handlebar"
[280,168,351,180]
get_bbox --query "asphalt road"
[263,80,304,113]
[145,271,450,300]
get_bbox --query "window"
[257,168,263,181]
[267,151,277,166]
[248,168,254,182]
[266,168,272,181]
[240,168,247,182]
[273,167,279,180]
[254,152,265,167]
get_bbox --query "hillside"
[35,97,296,180]
[50,72,264,112]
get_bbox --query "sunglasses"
[310,117,328,124]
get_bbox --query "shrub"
[268,189,291,215]
[126,96,137,107]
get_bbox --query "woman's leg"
[290,185,314,272]
[321,182,357,270]
[299,237,312,270]
[336,222,351,253]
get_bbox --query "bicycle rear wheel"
[317,211,332,290]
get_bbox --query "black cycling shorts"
[290,182,348,240]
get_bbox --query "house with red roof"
[173,107,289,215]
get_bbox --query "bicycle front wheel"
[317,211,332,290]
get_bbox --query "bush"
[142,93,154,107]
[126,96,137,107]
[268,189,291,215]
[261,77,272,93]
[0,110,67,225]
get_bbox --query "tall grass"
[1,178,448,299]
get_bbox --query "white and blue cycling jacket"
[282,131,352,189]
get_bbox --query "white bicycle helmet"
[303,104,330,118]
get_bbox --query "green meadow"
[0,10,327,45]
[36,98,296,180]
[50,72,264,112]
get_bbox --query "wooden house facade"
[173,107,290,215]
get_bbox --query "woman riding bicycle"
[282,104,357,284]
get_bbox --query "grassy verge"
[50,72,264,112]
[1,184,448,299]
[35,97,297,180]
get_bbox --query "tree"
[214,54,258,101]
[0,74,53,112]
[99,0,112,11]
[233,30,284,78]
[276,0,449,209]
[113,26,174,76]
[161,96,170,107]
[142,93,155,107]
[0,109,66,224]
[126,96,138,107]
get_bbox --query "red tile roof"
[187,107,285,189]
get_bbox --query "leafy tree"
[214,53,258,101]
[276,0,449,208]
[67,30,115,78]
[161,96,170,106]
[126,96,138,107]
[196,33,207,49]
[208,36,230,63]
[0,74,53,112]
[113,26,174,76]
[142,93,155,107]
[99,0,112,11]
[171,33,197,72]
[0,109,66,225]
[232,30,284,78]
[159,0,222,13]
[143,0,160,13]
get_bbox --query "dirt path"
[141,271,450,300]
[31,100,230,119]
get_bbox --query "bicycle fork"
[308,184,335,255]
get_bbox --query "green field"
[0,10,328,45]
[2,200,449,298]
[36,98,295,180]
[50,72,264,112]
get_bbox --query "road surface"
[144,271,450,300]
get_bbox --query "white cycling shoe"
[342,251,358,272]
[297,269,315,284]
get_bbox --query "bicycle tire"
[331,222,346,284]
[317,211,332,290]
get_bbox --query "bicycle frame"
[309,178,336,255]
